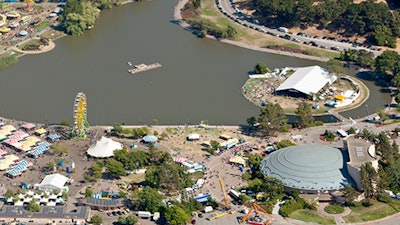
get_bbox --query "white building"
[276,66,337,98]
[38,173,69,193]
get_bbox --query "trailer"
[137,211,151,219]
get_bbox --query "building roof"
[346,136,377,168]
[87,136,123,158]
[260,145,354,191]
[0,206,89,220]
[276,66,336,95]
[39,173,68,190]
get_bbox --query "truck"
[137,211,151,219]
[204,206,214,213]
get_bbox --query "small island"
[241,62,369,115]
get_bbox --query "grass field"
[343,201,400,223]
[290,209,335,224]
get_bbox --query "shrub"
[361,198,375,207]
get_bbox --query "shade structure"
[229,156,247,167]
[22,123,36,130]
[47,133,61,141]
[143,135,158,143]
[34,128,47,135]
[87,136,123,158]
[174,157,187,164]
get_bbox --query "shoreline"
[173,0,329,62]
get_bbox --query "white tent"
[276,66,337,95]
[87,136,123,158]
[187,133,200,140]
[38,173,68,192]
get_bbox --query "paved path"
[317,203,351,225]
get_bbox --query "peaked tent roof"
[39,173,68,190]
[87,136,123,158]
[276,66,336,95]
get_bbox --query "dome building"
[260,145,354,192]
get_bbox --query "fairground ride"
[72,92,90,138]
[240,202,274,225]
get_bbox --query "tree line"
[251,0,400,47]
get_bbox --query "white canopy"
[39,173,68,192]
[187,133,200,140]
[87,136,123,158]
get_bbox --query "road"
[217,0,382,57]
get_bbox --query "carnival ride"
[72,92,90,138]
[206,179,235,221]
[240,202,274,225]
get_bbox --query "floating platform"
[128,63,162,74]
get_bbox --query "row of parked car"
[216,0,382,53]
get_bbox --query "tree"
[85,187,93,197]
[360,162,378,198]
[258,103,287,136]
[253,62,270,74]
[152,119,159,125]
[295,102,314,128]
[26,199,40,212]
[376,108,388,123]
[130,187,163,212]
[125,215,138,225]
[246,116,257,127]
[327,59,345,83]
[375,50,400,86]
[113,123,123,134]
[105,160,125,178]
[343,186,359,206]
[164,205,191,225]
[5,189,14,199]
[276,139,295,149]
[90,215,103,225]
[209,140,220,153]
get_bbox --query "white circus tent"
[86,136,123,158]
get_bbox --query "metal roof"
[276,66,336,95]
[0,206,89,219]
[260,145,354,191]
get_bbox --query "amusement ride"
[72,92,90,138]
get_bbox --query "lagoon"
[0,0,390,125]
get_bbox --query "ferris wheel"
[72,92,89,138]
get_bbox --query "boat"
[128,63,162,74]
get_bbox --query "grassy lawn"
[290,209,335,224]
[40,28,66,41]
[190,0,340,60]
[344,201,400,223]
[34,20,51,32]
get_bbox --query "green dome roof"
[260,145,353,191]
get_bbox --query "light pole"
[365,104,369,116]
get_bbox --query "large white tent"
[276,66,337,96]
[38,173,68,192]
[86,136,123,158]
